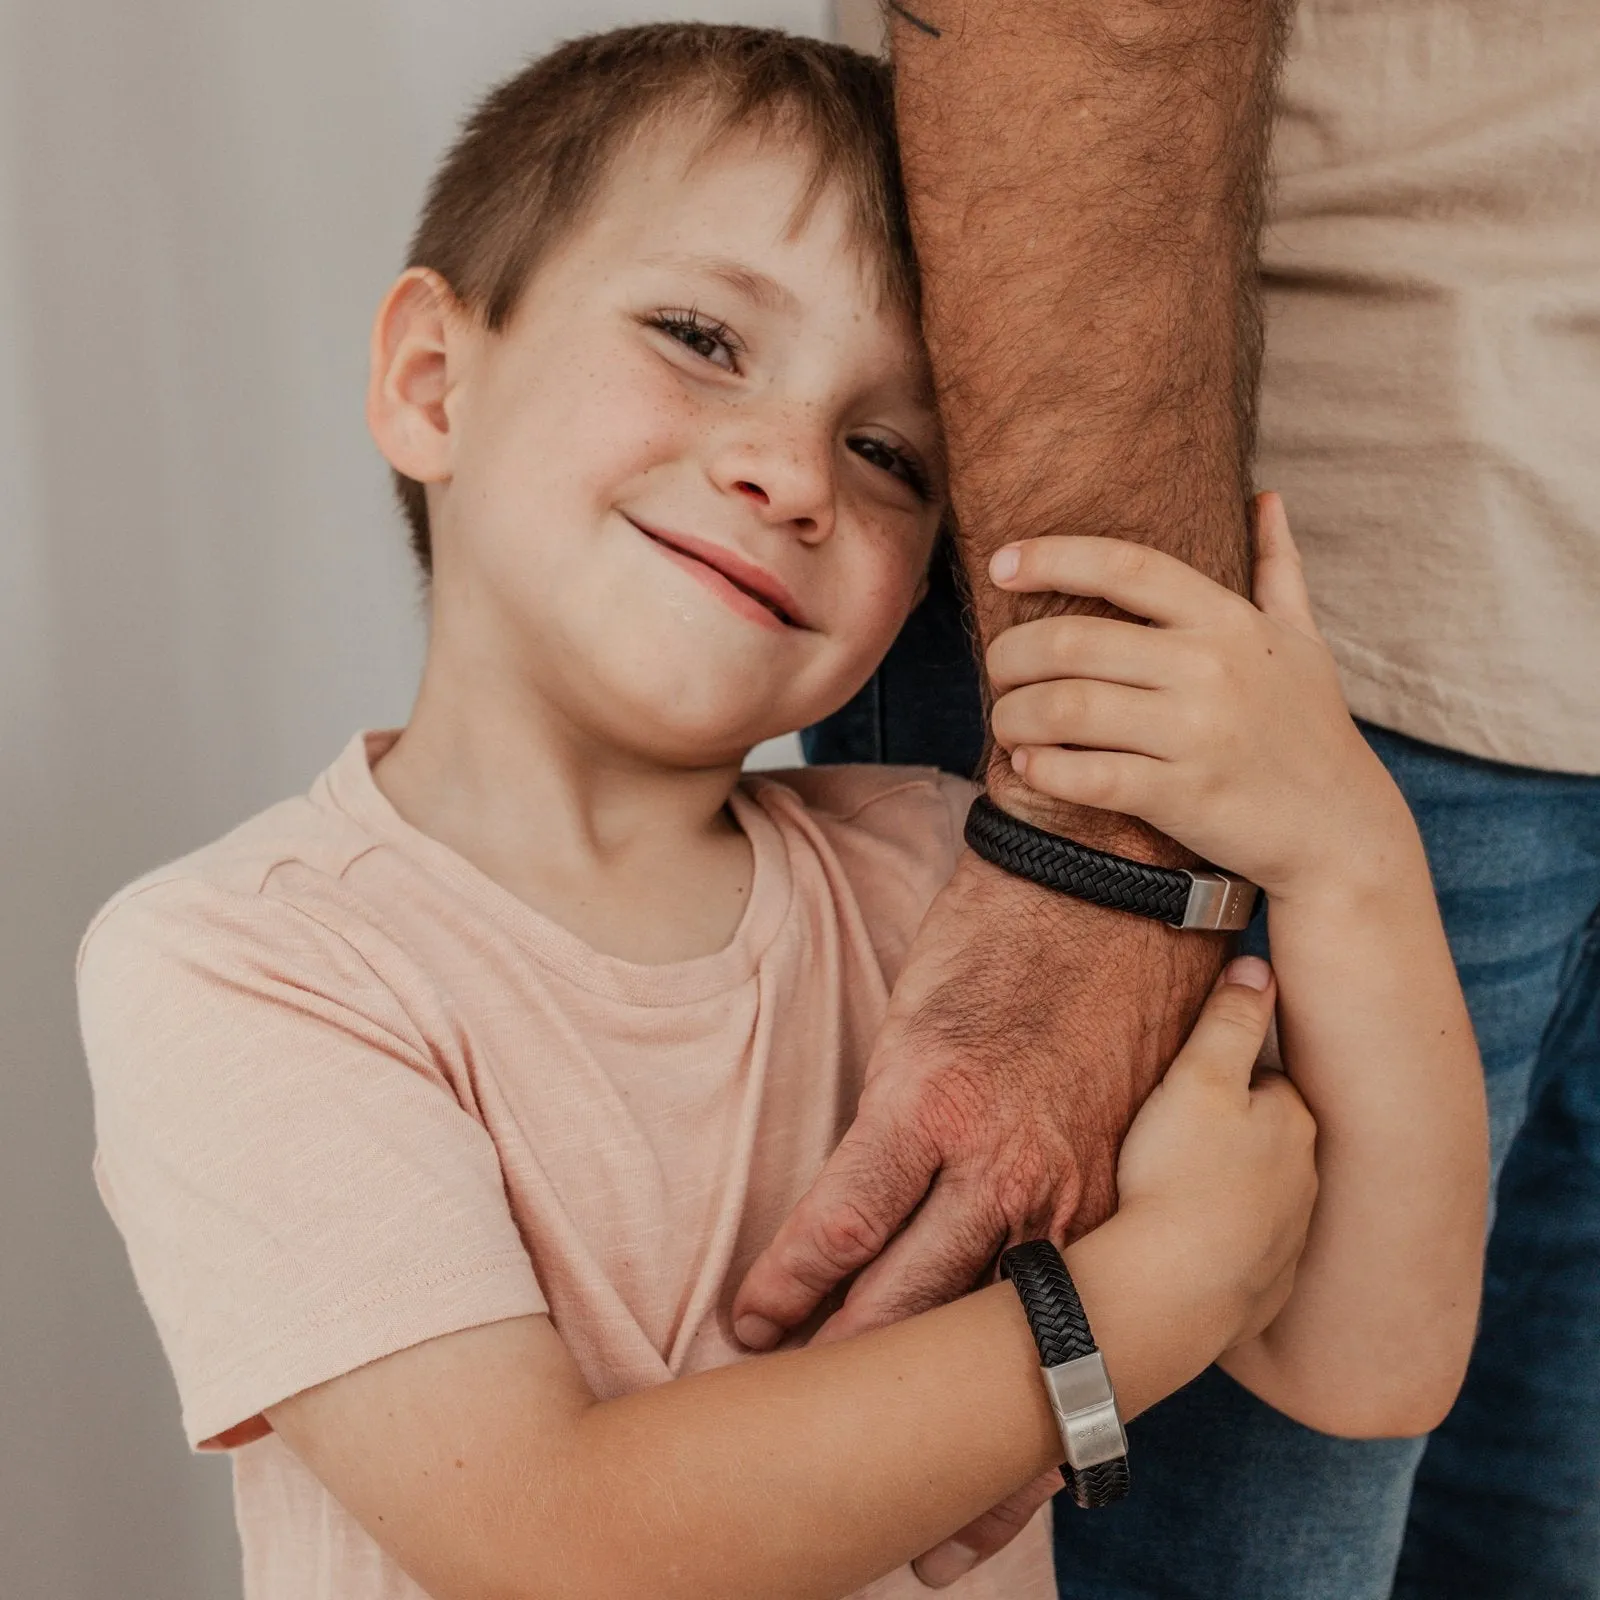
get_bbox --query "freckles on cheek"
[848,556,926,654]
[592,365,702,475]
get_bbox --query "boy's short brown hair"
[396,23,916,577]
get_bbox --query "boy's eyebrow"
[641,253,800,314]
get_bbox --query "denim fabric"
[806,559,1600,1599]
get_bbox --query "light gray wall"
[1,4,828,1594]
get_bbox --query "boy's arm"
[269,977,1313,1600]
[1219,865,1488,1436]
[271,1256,1173,1600]
[734,0,1292,1345]
[273,1296,1056,1600]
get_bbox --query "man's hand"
[732,852,1224,1352]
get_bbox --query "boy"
[78,25,1487,1600]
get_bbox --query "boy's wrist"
[1062,1208,1248,1418]
[1264,790,1427,913]
[1107,1201,1265,1348]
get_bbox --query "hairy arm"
[896,0,1277,652]
[893,0,1290,1108]
[736,0,1290,1337]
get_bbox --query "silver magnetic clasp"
[1041,1351,1129,1472]
[1179,870,1259,932]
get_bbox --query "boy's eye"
[848,435,933,503]
[648,309,741,372]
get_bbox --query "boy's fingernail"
[1010,747,1029,776]
[990,546,1020,582]
[734,1314,780,1351]
[1225,955,1272,991]
[913,1540,982,1589]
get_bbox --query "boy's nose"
[716,457,833,544]
[708,415,835,542]
[733,479,817,536]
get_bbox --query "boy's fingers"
[1250,493,1320,638]
[991,679,1171,760]
[989,536,1247,629]
[732,1113,937,1349]
[912,1470,1064,1589]
[1167,958,1278,1092]
[1005,746,1163,819]
[985,614,1178,692]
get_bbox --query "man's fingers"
[1250,492,1320,638]
[990,535,1249,629]
[732,1115,937,1350]
[1166,956,1278,1092]
[810,1176,1014,1345]
[911,1470,1064,1589]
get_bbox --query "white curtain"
[0,4,827,1594]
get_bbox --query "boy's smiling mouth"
[625,514,811,631]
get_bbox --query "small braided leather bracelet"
[1000,1241,1131,1510]
[964,794,1258,932]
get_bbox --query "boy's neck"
[373,657,760,965]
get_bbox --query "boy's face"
[408,124,945,766]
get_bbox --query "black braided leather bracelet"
[1000,1240,1131,1509]
[964,794,1258,932]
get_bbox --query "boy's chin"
[589,668,845,771]
[622,716,806,773]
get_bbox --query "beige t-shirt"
[1259,0,1600,772]
[77,732,1051,1600]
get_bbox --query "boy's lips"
[626,516,811,630]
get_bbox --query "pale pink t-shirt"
[78,731,1052,1600]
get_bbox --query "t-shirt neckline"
[317,730,795,1006]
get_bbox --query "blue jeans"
[806,548,1600,1598]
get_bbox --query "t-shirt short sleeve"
[77,877,546,1451]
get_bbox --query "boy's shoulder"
[79,742,382,972]
[744,762,978,885]
[743,765,979,984]
[749,763,976,834]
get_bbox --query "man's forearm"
[893,0,1290,850]
[729,0,1292,1362]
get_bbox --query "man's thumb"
[1170,956,1277,1088]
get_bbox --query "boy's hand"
[986,495,1410,902]
[1113,955,1317,1344]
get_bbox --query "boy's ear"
[366,267,469,487]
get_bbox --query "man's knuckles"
[913,1068,1012,1153]
[987,1148,1069,1234]
[801,1196,901,1279]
